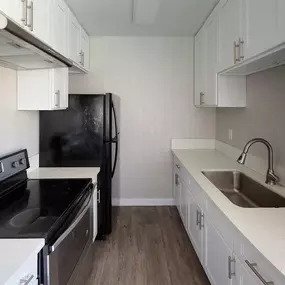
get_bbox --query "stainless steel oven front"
[45,192,93,285]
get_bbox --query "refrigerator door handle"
[111,99,119,178]
[111,140,118,178]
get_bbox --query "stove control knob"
[19,158,26,165]
[12,161,20,168]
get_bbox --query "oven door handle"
[50,193,92,252]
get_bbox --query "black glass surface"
[0,178,91,240]
[39,95,104,167]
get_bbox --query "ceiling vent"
[132,0,162,25]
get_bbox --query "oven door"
[47,194,92,285]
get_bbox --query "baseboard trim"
[112,198,175,206]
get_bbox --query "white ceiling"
[65,0,219,36]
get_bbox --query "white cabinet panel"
[0,0,23,26]
[243,0,280,60]
[51,0,68,57]
[204,12,218,106]
[180,179,188,228]
[31,0,51,44]
[204,217,232,285]
[67,9,81,64]
[218,0,243,72]
[188,195,203,261]
[17,67,69,110]
[81,27,90,70]
[194,27,206,106]
[173,167,182,215]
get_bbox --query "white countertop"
[172,149,285,276]
[0,239,44,285]
[28,167,100,184]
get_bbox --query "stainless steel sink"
[202,171,285,208]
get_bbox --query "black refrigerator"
[39,93,120,236]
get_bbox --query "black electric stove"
[0,149,93,243]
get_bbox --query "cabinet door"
[68,9,81,64]
[277,1,285,44]
[218,0,243,72]
[81,28,90,70]
[0,0,24,26]
[194,27,206,106]
[31,0,50,44]
[243,0,280,59]
[53,67,68,109]
[204,12,218,106]
[173,168,182,215]
[188,196,203,261]
[203,216,232,285]
[180,179,188,228]
[51,0,68,57]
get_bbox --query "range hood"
[0,13,73,70]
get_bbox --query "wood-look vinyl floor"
[87,207,210,285]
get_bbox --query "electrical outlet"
[228,129,233,140]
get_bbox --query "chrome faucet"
[237,138,280,185]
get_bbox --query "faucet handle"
[266,169,280,185]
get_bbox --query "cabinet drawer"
[238,237,285,285]
[6,252,38,285]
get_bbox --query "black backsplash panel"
[40,95,104,167]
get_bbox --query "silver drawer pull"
[245,260,274,285]
[228,256,235,279]
[176,164,180,169]
[20,274,34,285]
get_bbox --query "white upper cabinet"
[194,12,218,107]
[67,8,90,72]
[31,0,51,45]
[204,12,218,106]
[80,27,90,70]
[194,27,206,106]
[0,0,24,26]
[51,0,68,57]
[218,0,243,72]
[67,9,81,64]
[242,0,281,60]
[17,67,69,110]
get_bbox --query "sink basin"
[202,171,285,208]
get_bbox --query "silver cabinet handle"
[175,173,179,186]
[176,164,180,169]
[82,51,85,66]
[239,38,244,61]
[228,256,235,279]
[20,274,34,285]
[55,90,60,107]
[200,92,205,105]
[234,41,240,64]
[245,260,274,285]
[196,210,200,226]
[21,0,28,26]
[79,51,84,65]
[199,212,204,230]
[27,1,33,31]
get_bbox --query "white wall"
[0,67,39,157]
[70,37,216,200]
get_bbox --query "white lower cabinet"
[173,158,285,285]
[17,67,69,110]
[203,216,233,285]
[188,193,203,261]
[173,166,182,215]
